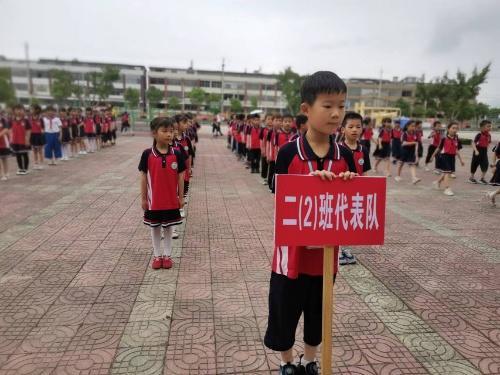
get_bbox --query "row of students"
[139,113,198,270]
[0,104,119,180]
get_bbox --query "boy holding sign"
[264,71,357,375]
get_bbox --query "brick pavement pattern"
[0,128,498,374]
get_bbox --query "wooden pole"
[321,246,334,375]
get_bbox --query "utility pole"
[220,58,225,115]
[24,42,33,104]
[377,68,383,107]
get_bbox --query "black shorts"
[490,160,500,185]
[374,142,391,159]
[95,124,102,136]
[79,126,85,138]
[143,209,182,228]
[0,148,11,156]
[400,146,417,164]
[86,132,96,138]
[61,128,71,143]
[264,272,334,351]
[70,125,79,139]
[30,133,45,147]
[436,153,456,173]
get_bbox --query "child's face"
[273,118,282,129]
[14,108,24,118]
[407,124,415,132]
[299,123,308,134]
[283,118,292,131]
[60,111,66,118]
[86,111,92,117]
[482,123,492,132]
[300,93,346,136]
[343,119,362,141]
[448,124,458,136]
[265,116,273,127]
[47,110,55,118]
[416,123,422,130]
[154,126,174,144]
[384,121,392,129]
[394,123,400,129]
[252,117,260,126]
[179,119,188,132]
[435,123,441,130]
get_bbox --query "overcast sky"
[1,0,499,106]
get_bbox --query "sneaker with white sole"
[424,167,430,171]
[172,229,179,239]
[1,176,7,181]
[394,176,402,182]
[443,188,454,196]
[412,177,421,184]
[432,181,440,190]
[180,209,185,218]
[486,192,496,206]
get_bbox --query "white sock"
[163,226,173,257]
[151,227,162,257]
[301,358,315,366]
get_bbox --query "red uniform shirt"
[260,127,270,154]
[391,128,402,140]
[249,126,261,150]
[61,118,69,128]
[430,130,442,147]
[274,131,294,161]
[402,131,417,144]
[361,127,373,141]
[438,135,462,155]
[138,146,186,210]
[474,131,491,148]
[10,118,31,145]
[179,134,193,182]
[379,128,391,143]
[30,116,43,134]
[341,142,371,175]
[84,117,95,133]
[416,129,423,142]
[272,135,356,279]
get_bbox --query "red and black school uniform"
[0,118,11,157]
[436,135,462,173]
[139,145,186,227]
[29,116,45,147]
[373,127,391,159]
[425,129,442,165]
[264,134,356,352]
[471,130,491,174]
[341,141,371,175]
[248,125,262,173]
[93,114,103,137]
[266,129,277,187]
[10,117,31,171]
[259,126,271,179]
[271,130,294,189]
[70,115,80,140]
[416,129,424,158]
[60,117,71,144]
[120,112,130,132]
[179,133,194,196]
[360,127,373,154]
[391,127,402,161]
[400,131,418,164]
[237,123,246,157]
[84,117,95,138]
[490,142,500,186]
[110,116,117,144]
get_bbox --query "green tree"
[230,98,243,113]
[147,86,163,108]
[85,66,120,102]
[51,70,74,104]
[416,64,490,121]
[0,68,15,105]
[206,93,221,114]
[277,67,303,114]
[394,98,411,117]
[488,107,500,119]
[124,87,140,108]
[188,87,207,112]
[250,96,258,111]
[168,96,181,111]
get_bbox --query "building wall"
[346,78,418,109]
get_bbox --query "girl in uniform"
[431,122,465,196]
[139,117,185,270]
[395,120,421,184]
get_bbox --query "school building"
[0,56,419,113]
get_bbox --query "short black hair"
[295,114,307,128]
[342,111,363,127]
[447,121,459,130]
[404,120,415,131]
[382,117,392,124]
[46,106,55,112]
[253,113,261,119]
[282,113,293,120]
[150,116,174,131]
[362,117,371,126]
[175,114,187,123]
[479,119,491,128]
[432,120,441,127]
[415,120,422,126]
[85,107,92,112]
[12,104,24,111]
[300,71,347,105]
[236,114,245,121]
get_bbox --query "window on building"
[14,83,28,91]
[211,81,222,88]
[402,90,413,97]
[150,77,165,85]
[168,79,182,86]
[200,80,211,88]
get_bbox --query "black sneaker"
[296,355,319,375]
[468,177,478,184]
[279,363,298,375]
[479,178,488,185]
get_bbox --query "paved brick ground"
[0,128,498,374]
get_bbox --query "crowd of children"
[222,71,499,374]
[139,113,199,269]
[0,104,124,179]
